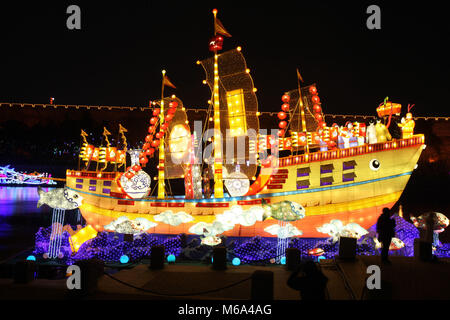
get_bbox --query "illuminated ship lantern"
[65,9,426,241]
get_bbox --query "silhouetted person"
[376,207,396,263]
[287,261,328,300]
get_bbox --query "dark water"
[0,187,55,261]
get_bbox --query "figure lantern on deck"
[397,104,415,139]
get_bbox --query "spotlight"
[167,254,176,263]
[286,247,301,271]
[120,255,129,264]
[150,245,165,270]
[14,261,36,284]
[212,247,227,270]
[251,270,273,300]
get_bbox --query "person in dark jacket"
[376,207,396,263]
[287,261,328,300]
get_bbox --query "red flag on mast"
[215,18,232,37]
[163,75,176,89]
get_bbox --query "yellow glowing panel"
[69,225,98,253]
[226,89,247,136]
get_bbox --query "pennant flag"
[119,124,127,133]
[297,68,304,83]
[163,75,176,89]
[103,127,111,136]
[215,18,232,37]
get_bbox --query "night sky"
[0,1,449,116]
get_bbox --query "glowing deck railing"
[277,135,425,167]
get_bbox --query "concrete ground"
[1,256,449,300]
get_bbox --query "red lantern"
[150,117,158,125]
[139,157,148,165]
[146,148,155,155]
[281,94,290,103]
[318,121,326,129]
[278,129,285,137]
[145,135,152,143]
[313,104,322,113]
[161,123,169,130]
[277,111,287,120]
[311,95,320,104]
[151,140,160,148]
[143,143,150,150]
[153,108,160,116]
[309,86,318,95]
[209,35,224,51]
[327,140,336,148]
[148,125,156,133]
[281,103,290,112]
[169,101,178,109]
[125,171,135,179]
[279,121,287,129]
[132,165,141,172]
[168,107,176,115]
[315,113,323,122]
[155,132,164,139]
[165,114,174,122]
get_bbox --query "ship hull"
[67,135,424,238]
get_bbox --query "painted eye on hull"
[369,159,381,171]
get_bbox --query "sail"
[162,97,192,179]
[199,48,259,180]
[286,84,321,134]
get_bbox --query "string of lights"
[1,102,447,121]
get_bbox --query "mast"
[297,69,309,154]
[158,70,166,199]
[212,8,224,198]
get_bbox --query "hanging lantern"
[278,129,285,137]
[277,111,287,120]
[139,157,148,165]
[281,94,290,103]
[151,140,160,148]
[125,171,135,179]
[318,121,326,129]
[161,123,169,130]
[279,121,287,129]
[309,86,318,95]
[209,35,224,51]
[150,117,158,125]
[315,113,323,122]
[169,101,178,109]
[313,104,322,113]
[145,135,152,143]
[165,114,174,122]
[132,165,141,172]
[281,103,290,112]
[148,126,155,133]
[168,107,176,115]
[143,143,150,150]
[153,108,160,116]
[311,95,320,104]
[155,131,164,139]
